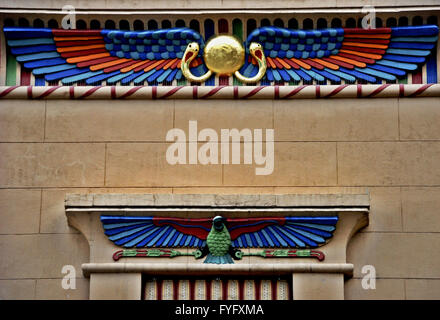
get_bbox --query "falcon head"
[212,216,226,231]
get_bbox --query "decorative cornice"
[65,193,370,209]
[1,5,439,15]
[1,84,439,100]
[81,262,354,278]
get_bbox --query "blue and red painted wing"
[226,216,338,249]
[241,25,438,83]
[101,215,338,249]
[100,216,211,248]
[3,27,206,85]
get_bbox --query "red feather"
[226,217,286,240]
[153,217,212,240]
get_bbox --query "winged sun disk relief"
[3,25,439,85]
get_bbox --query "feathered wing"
[240,25,439,83]
[100,216,211,248]
[226,217,338,249]
[100,215,338,249]
[3,27,206,85]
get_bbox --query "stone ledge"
[1,85,439,100]
[65,193,370,209]
[82,262,354,278]
[1,2,438,12]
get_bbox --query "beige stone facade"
[1,96,439,299]
[0,0,440,300]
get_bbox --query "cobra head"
[212,215,225,231]
[249,42,264,60]
[184,42,199,63]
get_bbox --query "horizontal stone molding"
[65,193,370,209]
[82,262,354,278]
[1,2,438,13]
[1,84,439,100]
[67,208,370,218]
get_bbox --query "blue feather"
[17,51,60,62]
[295,69,312,82]
[278,69,291,81]
[266,69,274,81]
[11,44,57,55]
[310,67,341,83]
[382,54,425,63]
[147,69,166,83]
[163,229,178,247]
[376,59,418,71]
[391,25,439,37]
[33,64,76,75]
[24,57,66,69]
[389,42,435,50]
[338,67,376,83]
[107,71,134,84]
[300,68,325,82]
[354,67,396,81]
[86,71,120,85]
[323,68,356,82]
[157,69,173,83]
[133,69,156,84]
[286,69,301,82]
[7,38,54,47]
[61,70,103,84]
[3,27,53,39]
[386,48,431,57]
[165,68,179,82]
[121,70,145,85]
[272,69,282,81]
[45,68,90,81]
[369,64,406,77]
[105,223,150,236]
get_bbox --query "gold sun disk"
[203,35,245,75]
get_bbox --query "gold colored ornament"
[234,42,267,84]
[204,35,245,75]
[181,35,267,84]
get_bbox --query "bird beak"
[254,49,262,59]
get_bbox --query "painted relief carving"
[3,24,438,86]
[101,215,337,264]
[182,35,267,83]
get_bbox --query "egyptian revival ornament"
[3,24,438,85]
[181,35,267,83]
[101,215,338,264]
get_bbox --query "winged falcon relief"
[3,24,439,85]
[101,215,338,264]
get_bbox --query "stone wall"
[1,97,439,299]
